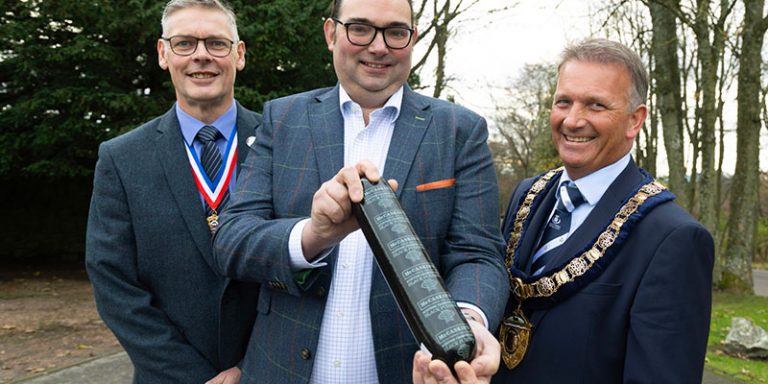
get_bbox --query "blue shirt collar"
[561,152,632,206]
[176,101,237,145]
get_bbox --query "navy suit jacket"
[213,85,509,383]
[85,103,261,383]
[493,160,714,383]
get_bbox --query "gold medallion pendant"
[499,307,531,369]
[207,212,219,234]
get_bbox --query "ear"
[411,25,418,46]
[157,39,169,70]
[235,40,246,71]
[323,18,337,52]
[625,103,648,140]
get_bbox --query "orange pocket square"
[415,178,456,192]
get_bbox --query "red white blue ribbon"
[184,128,238,210]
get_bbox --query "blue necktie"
[528,180,586,274]
[196,125,222,182]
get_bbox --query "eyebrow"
[343,17,411,28]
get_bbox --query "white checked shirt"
[288,86,402,383]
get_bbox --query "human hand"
[412,320,500,384]
[301,160,397,259]
[205,366,241,384]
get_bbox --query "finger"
[428,359,458,384]
[311,185,348,226]
[355,160,381,182]
[335,165,365,202]
[453,361,479,384]
[388,178,399,192]
[412,352,428,384]
[322,180,354,223]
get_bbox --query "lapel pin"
[246,136,256,146]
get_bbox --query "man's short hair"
[161,0,239,42]
[329,0,415,25]
[558,38,648,108]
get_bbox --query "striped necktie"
[528,180,586,275]
[196,125,222,182]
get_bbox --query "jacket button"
[316,287,326,297]
[300,348,311,360]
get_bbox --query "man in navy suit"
[85,1,259,382]
[493,39,714,383]
[212,0,508,382]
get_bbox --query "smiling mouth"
[189,73,216,79]
[361,61,390,69]
[564,134,593,143]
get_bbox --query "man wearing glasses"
[85,1,259,382]
[212,0,507,383]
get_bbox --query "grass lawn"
[706,291,768,383]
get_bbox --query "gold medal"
[206,212,219,234]
[499,307,531,369]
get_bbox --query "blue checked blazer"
[86,103,261,383]
[493,161,714,383]
[213,85,509,383]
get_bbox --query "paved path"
[754,269,768,297]
[14,352,746,384]
[14,352,132,384]
[15,270,768,384]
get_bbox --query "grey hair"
[557,38,648,108]
[161,0,239,42]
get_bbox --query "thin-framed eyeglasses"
[162,35,235,57]
[332,18,413,49]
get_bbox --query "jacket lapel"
[308,86,345,184]
[155,108,214,265]
[529,161,643,328]
[234,101,261,170]
[516,183,558,273]
[382,86,431,198]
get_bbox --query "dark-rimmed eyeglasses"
[332,18,413,50]
[162,35,235,57]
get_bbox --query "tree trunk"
[432,0,449,98]
[649,0,687,201]
[694,0,721,239]
[720,0,765,292]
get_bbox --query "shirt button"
[333,360,342,367]
[300,348,311,360]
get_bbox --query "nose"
[561,105,587,129]
[367,30,388,53]
[191,39,212,60]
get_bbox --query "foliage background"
[0,0,336,258]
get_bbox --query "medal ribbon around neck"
[185,127,238,211]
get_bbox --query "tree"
[648,0,688,202]
[0,0,336,180]
[720,0,768,292]
[0,0,336,260]
[411,0,510,98]
[491,62,559,211]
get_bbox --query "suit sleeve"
[623,223,714,383]
[212,100,307,295]
[439,115,510,331]
[85,143,218,382]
